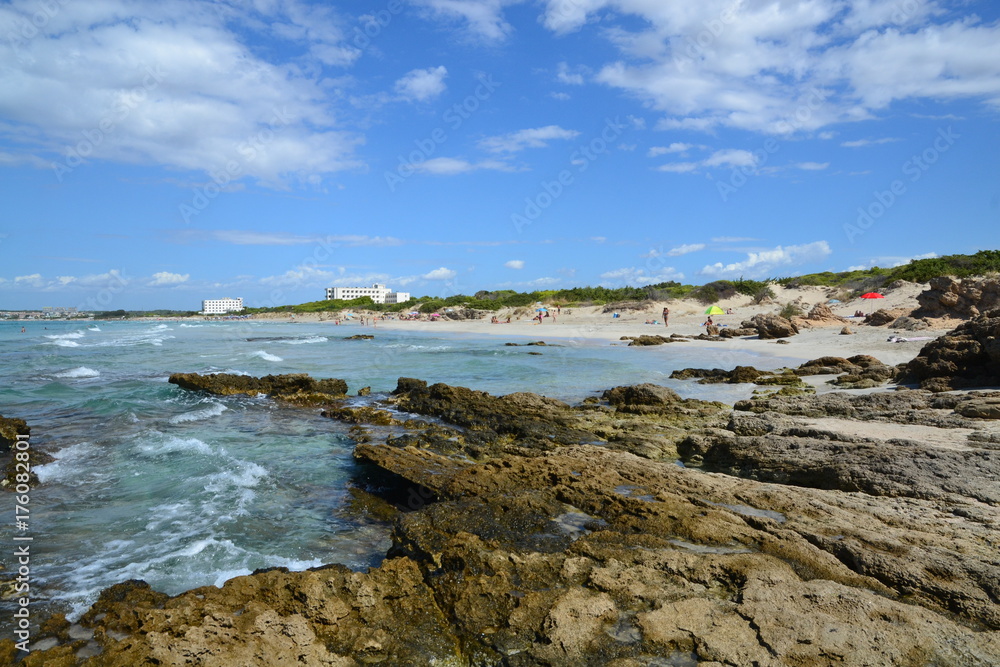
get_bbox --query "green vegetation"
[240,250,999,314]
[91,309,201,319]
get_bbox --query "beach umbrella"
[827,299,841,304]
[536,307,548,312]
[860,292,884,314]
[704,306,724,315]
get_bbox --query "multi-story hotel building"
[201,297,244,314]
[325,284,410,304]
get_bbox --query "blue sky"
[1,0,999,310]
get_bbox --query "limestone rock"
[745,313,799,339]
[901,309,1000,390]
[168,373,348,404]
[864,308,906,326]
[915,275,1000,319]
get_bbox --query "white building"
[325,284,411,304]
[202,297,244,314]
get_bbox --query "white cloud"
[259,265,337,287]
[411,157,513,175]
[550,1,1000,135]
[411,0,523,43]
[504,260,525,269]
[0,0,364,186]
[700,241,832,279]
[550,92,571,101]
[598,266,685,286]
[479,125,580,153]
[149,271,190,286]
[14,274,44,286]
[394,66,449,102]
[648,143,697,157]
[656,147,759,173]
[656,162,698,173]
[556,61,585,85]
[841,137,901,148]
[703,149,757,168]
[795,162,830,170]
[666,243,706,257]
[422,267,457,280]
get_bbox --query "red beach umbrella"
[860,292,884,315]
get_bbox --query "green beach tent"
[704,306,725,315]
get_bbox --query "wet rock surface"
[15,377,1000,665]
[168,372,349,404]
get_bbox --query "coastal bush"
[752,286,775,304]
[779,302,804,319]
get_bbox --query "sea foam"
[55,366,101,378]
[250,350,283,362]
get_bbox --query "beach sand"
[247,281,950,369]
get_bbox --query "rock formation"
[168,372,348,404]
[11,377,1000,665]
[744,313,799,339]
[915,275,1000,319]
[901,309,1000,391]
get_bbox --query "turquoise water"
[0,319,794,623]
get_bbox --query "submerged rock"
[168,372,348,404]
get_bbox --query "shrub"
[779,302,803,319]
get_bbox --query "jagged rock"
[745,313,799,339]
[168,373,348,404]
[0,414,50,491]
[864,307,906,326]
[956,397,1000,420]
[806,302,849,324]
[344,334,374,340]
[901,309,1000,390]
[915,275,1000,319]
[705,324,720,336]
[358,386,371,396]
[670,366,768,385]
[17,380,1000,665]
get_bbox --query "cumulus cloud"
[0,0,363,186]
[700,241,832,279]
[656,148,757,173]
[394,66,449,102]
[504,260,525,269]
[422,267,457,280]
[149,271,190,286]
[537,1,1000,134]
[479,125,580,153]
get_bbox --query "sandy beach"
[247,281,950,368]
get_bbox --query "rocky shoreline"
[4,314,1000,665]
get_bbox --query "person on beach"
[662,307,669,327]
[704,315,713,327]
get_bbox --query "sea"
[0,319,797,628]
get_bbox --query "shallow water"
[0,319,798,625]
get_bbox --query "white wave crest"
[55,366,101,378]
[44,331,85,340]
[250,350,283,362]
[280,336,328,345]
[169,403,228,424]
[48,339,81,348]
